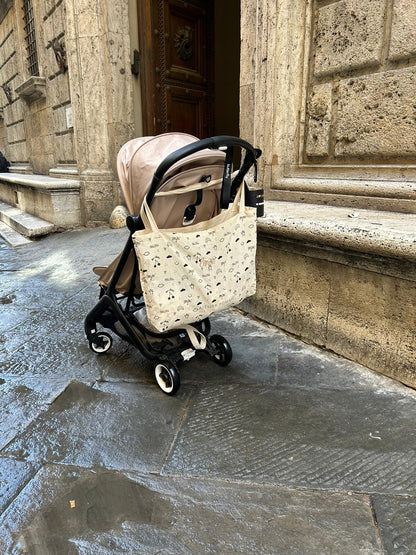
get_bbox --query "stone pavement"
[0,226,415,554]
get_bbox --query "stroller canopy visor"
[117,132,225,215]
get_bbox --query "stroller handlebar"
[126,136,262,232]
[147,136,260,204]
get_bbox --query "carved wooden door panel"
[139,0,214,138]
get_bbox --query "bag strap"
[220,146,234,210]
[140,197,160,232]
[182,325,207,350]
[141,177,246,233]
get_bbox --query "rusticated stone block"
[0,0,13,26]
[54,131,75,164]
[389,0,416,59]
[314,0,386,76]
[335,67,416,158]
[1,29,15,61]
[306,83,332,157]
[8,141,28,163]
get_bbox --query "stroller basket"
[84,134,262,395]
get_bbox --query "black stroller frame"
[84,136,261,395]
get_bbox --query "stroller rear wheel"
[89,331,113,354]
[155,362,180,395]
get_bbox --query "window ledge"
[15,76,46,104]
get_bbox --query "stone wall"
[306,0,416,164]
[0,6,29,170]
[64,0,134,223]
[41,0,75,171]
[240,0,416,386]
[0,0,74,174]
[241,0,416,213]
[0,116,5,153]
[0,0,136,224]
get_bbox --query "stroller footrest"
[181,348,196,361]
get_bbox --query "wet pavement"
[0,226,415,554]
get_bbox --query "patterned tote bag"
[132,184,257,333]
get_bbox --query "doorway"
[137,0,240,139]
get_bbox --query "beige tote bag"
[132,184,257,333]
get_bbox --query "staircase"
[0,172,81,247]
[0,202,55,246]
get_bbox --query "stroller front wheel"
[89,331,113,354]
[209,335,233,367]
[155,362,180,395]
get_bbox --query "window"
[22,0,39,76]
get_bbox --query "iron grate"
[22,0,39,76]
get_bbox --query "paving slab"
[2,381,191,473]
[0,458,37,514]
[0,237,20,273]
[210,308,280,337]
[6,225,126,270]
[1,227,416,552]
[0,304,36,334]
[0,465,381,554]
[0,226,125,298]
[164,385,416,495]
[91,309,292,386]
[0,376,70,450]
[0,287,108,379]
[372,494,416,554]
[102,333,280,386]
[276,349,410,393]
[0,253,96,306]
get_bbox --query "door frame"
[137,0,158,136]
[137,0,215,137]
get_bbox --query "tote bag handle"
[140,182,246,234]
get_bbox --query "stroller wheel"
[155,362,180,395]
[89,332,113,354]
[209,335,233,367]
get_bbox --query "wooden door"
[138,0,214,138]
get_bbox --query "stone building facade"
[240,0,416,211]
[0,0,415,385]
[0,0,134,225]
[240,0,416,387]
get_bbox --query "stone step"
[260,200,416,262]
[0,172,81,228]
[0,201,54,238]
[0,221,32,247]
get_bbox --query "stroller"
[84,134,262,395]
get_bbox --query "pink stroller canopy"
[117,132,225,215]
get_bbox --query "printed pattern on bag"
[133,205,257,332]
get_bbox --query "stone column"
[240,0,309,191]
[65,0,134,224]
